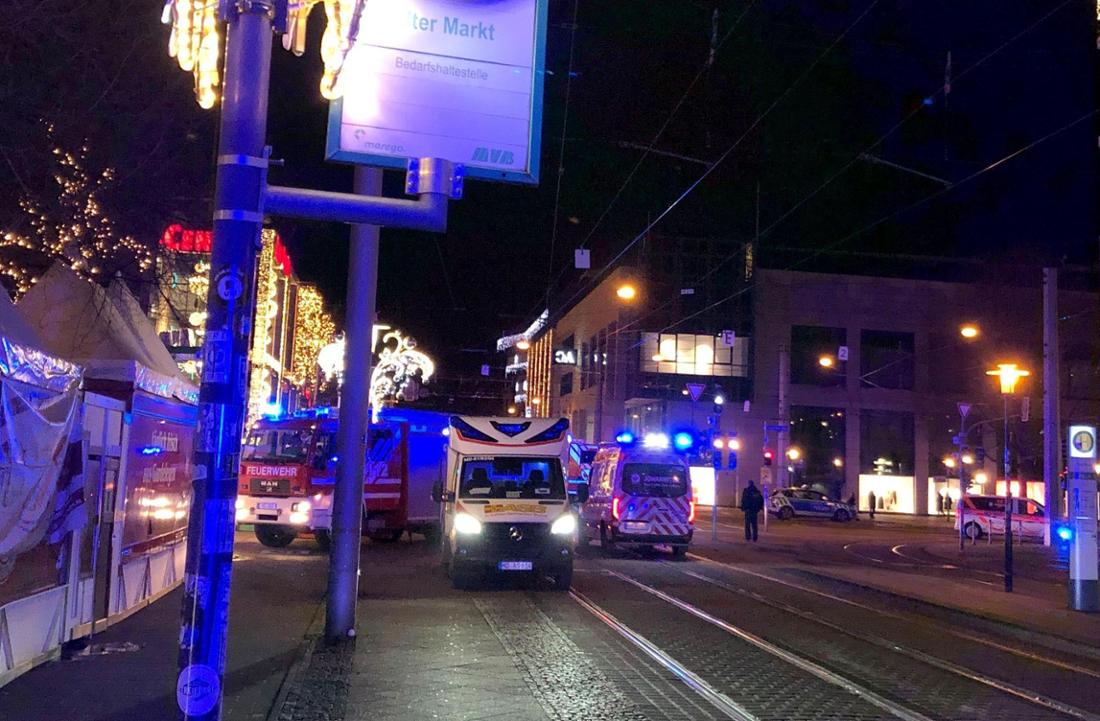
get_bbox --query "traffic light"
[763,449,774,466]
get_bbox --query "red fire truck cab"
[236,408,448,549]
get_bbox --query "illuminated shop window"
[641,333,748,377]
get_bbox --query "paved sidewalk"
[0,533,327,721]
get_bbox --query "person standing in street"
[868,489,876,519]
[740,480,764,542]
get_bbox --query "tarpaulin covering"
[0,374,80,604]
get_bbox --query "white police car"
[768,487,855,522]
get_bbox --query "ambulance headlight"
[454,513,482,535]
[551,513,577,536]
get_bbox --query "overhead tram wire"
[526,0,761,322]
[547,0,882,323]
[637,107,1100,343]
[676,0,1077,296]
[593,0,1080,345]
[543,0,581,310]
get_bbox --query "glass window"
[459,457,566,499]
[860,410,914,475]
[243,428,314,462]
[640,332,748,377]
[791,326,846,386]
[621,463,688,497]
[861,330,914,390]
[560,372,573,397]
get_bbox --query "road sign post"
[1067,425,1098,612]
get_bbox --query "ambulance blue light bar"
[525,418,569,444]
[615,430,636,445]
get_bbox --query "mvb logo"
[472,147,514,165]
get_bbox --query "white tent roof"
[18,264,195,402]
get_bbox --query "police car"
[768,487,855,522]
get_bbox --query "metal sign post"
[1067,424,1098,612]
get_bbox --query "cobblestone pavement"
[274,536,1100,721]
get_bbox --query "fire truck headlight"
[550,513,577,536]
[288,511,309,525]
[235,497,245,510]
[454,513,482,535]
[292,501,312,513]
[235,507,249,521]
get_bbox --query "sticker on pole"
[1069,425,1097,459]
[177,664,220,716]
[327,0,549,184]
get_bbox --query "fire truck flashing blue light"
[615,431,635,445]
[1056,525,1073,542]
[261,401,283,418]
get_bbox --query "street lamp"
[832,457,843,468]
[787,447,801,461]
[616,283,637,301]
[960,452,974,465]
[818,355,835,368]
[516,339,531,351]
[986,362,1030,593]
[507,405,517,415]
[943,456,957,469]
[959,324,980,339]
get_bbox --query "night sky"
[2,1,1095,392]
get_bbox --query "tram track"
[571,548,1100,721]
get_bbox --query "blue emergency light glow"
[672,431,695,451]
[615,431,636,445]
[643,432,670,449]
[261,401,283,418]
[1056,525,1073,542]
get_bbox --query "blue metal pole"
[177,3,272,720]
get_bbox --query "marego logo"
[243,464,299,478]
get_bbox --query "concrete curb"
[796,568,1100,663]
[266,598,326,721]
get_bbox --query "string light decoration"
[162,0,366,108]
[289,284,336,386]
[370,329,436,417]
[0,123,154,297]
[246,229,280,424]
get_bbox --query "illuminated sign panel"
[554,349,576,365]
[326,0,548,184]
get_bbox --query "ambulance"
[437,416,576,589]
[580,431,695,556]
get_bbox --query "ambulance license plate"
[257,502,278,511]
[498,561,533,571]
[621,521,648,533]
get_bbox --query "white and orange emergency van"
[437,416,576,589]
[580,432,695,556]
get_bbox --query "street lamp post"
[986,363,1030,593]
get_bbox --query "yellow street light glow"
[507,405,517,415]
[616,284,637,301]
[712,438,725,450]
[959,324,979,339]
[786,447,801,461]
[832,457,843,468]
[960,452,974,465]
[730,438,742,451]
[516,339,531,351]
[986,363,1030,395]
[818,355,835,368]
[943,457,957,469]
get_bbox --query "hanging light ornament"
[163,0,366,108]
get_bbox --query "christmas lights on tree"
[0,124,154,297]
[289,284,336,387]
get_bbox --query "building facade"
[500,262,1100,513]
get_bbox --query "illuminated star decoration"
[370,330,435,419]
[162,0,367,108]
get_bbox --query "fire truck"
[235,408,449,549]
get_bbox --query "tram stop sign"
[1067,424,1099,612]
[327,0,548,184]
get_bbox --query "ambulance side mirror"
[574,484,589,504]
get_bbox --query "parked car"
[768,487,856,522]
[955,494,1047,540]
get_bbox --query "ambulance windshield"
[621,463,688,498]
[460,457,566,499]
